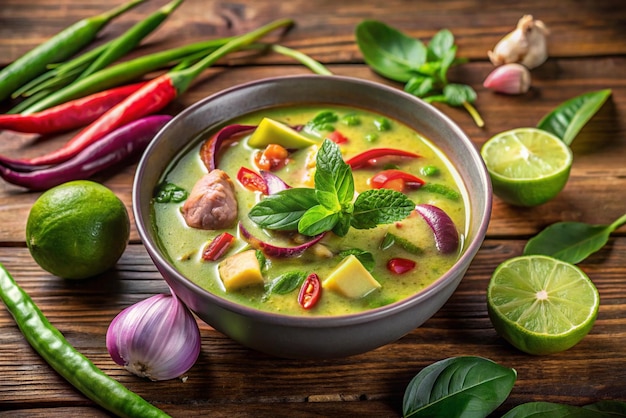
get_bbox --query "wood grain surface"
[1,0,625,416]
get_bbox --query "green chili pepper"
[21,36,234,114]
[0,263,170,418]
[77,0,185,80]
[0,0,145,102]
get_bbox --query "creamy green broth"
[152,105,468,316]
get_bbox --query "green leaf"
[537,89,612,146]
[403,356,516,418]
[248,188,318,231]
[305,110,338,133]
[298,205,339,236]
[438,45,457,83]
[523,213,626,264]
[405,75,435,97]
[265,271,306,295]
[427,29,454,61]
[584,400,626,415]
[351,189,414,229]
[338,249,375,272]
[355,20,425,82]
[315,139,354,208]
[443,83,476,106]
[380,232,422,255]
[154,182,188,203]
[502,402,611,418]
[420,183,460,200]
[332,212,352,237]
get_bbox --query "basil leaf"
[537,89,612,146]
[405,76,435,97]
[443,83,477,106]
[501,402,609,418]
[338,249,375,272]
[248,188,318,231]
[299,205,339,236]
[351,189,414,229]
[315,139,354,207]
[584,400,626,415]
[332,212,352,237]
[305,110,338,133]
[266,271,306,295]
[403,356,516,418]
[523,213,626,264]
[355,20,425,82]
[427,29,454,61]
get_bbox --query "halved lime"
[481,128,573,207]
[487,255,599,355]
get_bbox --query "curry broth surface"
[152,105,468,316]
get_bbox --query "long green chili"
[21,36,235,114]
[0,263,170,418]
[77,0,185,80]
[0,0,145,102]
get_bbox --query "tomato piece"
[298,273,321,309]
[386,258,416,274]
[237,167,269,194]
[202,232,235,261]
[254,143,289,171]
[370,169,425,192]
[326,130,348,144]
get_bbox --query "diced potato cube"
[322,255,381,299]
[218,250,264,291]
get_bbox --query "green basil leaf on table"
[523,213,626,264]
[501,401,614,418]
[426,28,454,61]
[537,89,612,146]
[355,20,425,82]
[402,356,516,418]
[583,400,626,415]
[248,187,318,230]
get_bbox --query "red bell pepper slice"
[237,167,269,194]
[202,232,235,261]
[387,258,416,275]
[345,148,419,169]
[370,169,425,192]
[298,273,322,309]
[326,130,349,144]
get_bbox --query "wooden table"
[1,1,625,416]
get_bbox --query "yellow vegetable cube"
[322,255,381,299]
[218,250,264,292]
[247,117,317,149]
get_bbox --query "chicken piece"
[182,169,238,230]
[488,15,550,69]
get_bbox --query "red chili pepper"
[370,169,425,192]
[345,148,420,169]
[237,167,269,194]
[326,130,348,144]
[387,258,416,275]
[202,232,235,261]
[298,273,321,310]
[0,19,293,170]
[0,82,146,135]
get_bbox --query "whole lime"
[26,180,130,279]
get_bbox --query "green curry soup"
[152,105,468,316]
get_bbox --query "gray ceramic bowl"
[133,75,492,359]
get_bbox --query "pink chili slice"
[298,273,322,309]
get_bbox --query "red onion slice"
[414,204,459,254]
[238,222,325,258]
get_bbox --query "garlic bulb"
[488,15,549,69]
[106,292,201,381]
[483,63,531,94]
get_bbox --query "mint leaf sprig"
[248,139,415,237]
[355,20,484,127]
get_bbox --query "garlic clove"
[106,293,201,381]
[488,15,549,69]
[483,63,532,95]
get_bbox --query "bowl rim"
[133,74,492,328]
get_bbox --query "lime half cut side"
[481,128,573,207]
[487,255,599,355]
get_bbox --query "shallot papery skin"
[106,293,201,381]
[488,15,550,69]
[483,63,531,95]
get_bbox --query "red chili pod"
[236,167,269,194]
[298,273,321,310]
[202,232,235,261]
